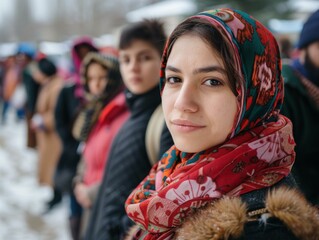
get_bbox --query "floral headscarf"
[125,8,295,240]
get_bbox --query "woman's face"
[119,40,162,95]
[162,34,238,153]
[87,62,108,96]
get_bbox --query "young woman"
[85,19,173,240]
[72,51,129,235]
[125,8,319,239]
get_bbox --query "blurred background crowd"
[0,0,319,240]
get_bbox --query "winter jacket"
[281,64,319,205]
[85,87,174,240]
[54,83,82,192]
[22,62,40,114]
[35,76,63,186]
[125,175,319,240]
[81,92,129,187]
[54,37,98,193]
[23,62,40,148]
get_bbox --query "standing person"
[1,55,22,124]
[31,58,63,188]
[85,19,173,240]
[54,36,98,240]
[72,52,129,236]
[16,43,39,149]
[125,8,319,239]
[281,9,319,205]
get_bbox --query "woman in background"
[72,51,129,236]
[54,36,98,240]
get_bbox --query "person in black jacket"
[280,9,319,205]
[85,20,173,240]
[16,43,39,148]
[54,36,98,240]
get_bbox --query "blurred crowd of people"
[0,7,318,240]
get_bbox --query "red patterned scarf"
[126,116,294,239]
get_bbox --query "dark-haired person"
[16,43,39,149]
[31,58,63,206]
[85,19,173,240]
[54,36,99,240]
[281,9,319,205]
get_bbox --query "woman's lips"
[170,119,205,132]
[130,77,142,84]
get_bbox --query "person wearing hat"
[16,43,39,149]
[281,9,319,205]
[54,36,99,240]
[31,58,64,210]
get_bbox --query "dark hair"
[38,58,57,77]
[74,42,98,53]
[119,19,167,55]
[165,18,238,95]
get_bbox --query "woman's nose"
[129,58,139,71]
[174,83,199,113]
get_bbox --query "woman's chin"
[175,143,204,153]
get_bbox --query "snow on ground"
[0,109,71,240]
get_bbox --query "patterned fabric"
[72,96,104,142]
[125,8,295,240]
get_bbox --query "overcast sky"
[0,0,53,26]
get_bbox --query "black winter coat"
[54,83,82,192]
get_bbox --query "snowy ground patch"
[0,109,70,240]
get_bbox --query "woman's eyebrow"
[193,65,227,75]
[166,65,227,75]
[166,65,181,73]
[137,49,152,56]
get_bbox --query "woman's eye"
[140,55,151,61]
[120,58,129,64]
[166,76,181,84]
[203,79,222,86]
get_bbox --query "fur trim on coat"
[124,187,319,240]
[175,187,319,240]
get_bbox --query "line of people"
[1,7,319,240]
